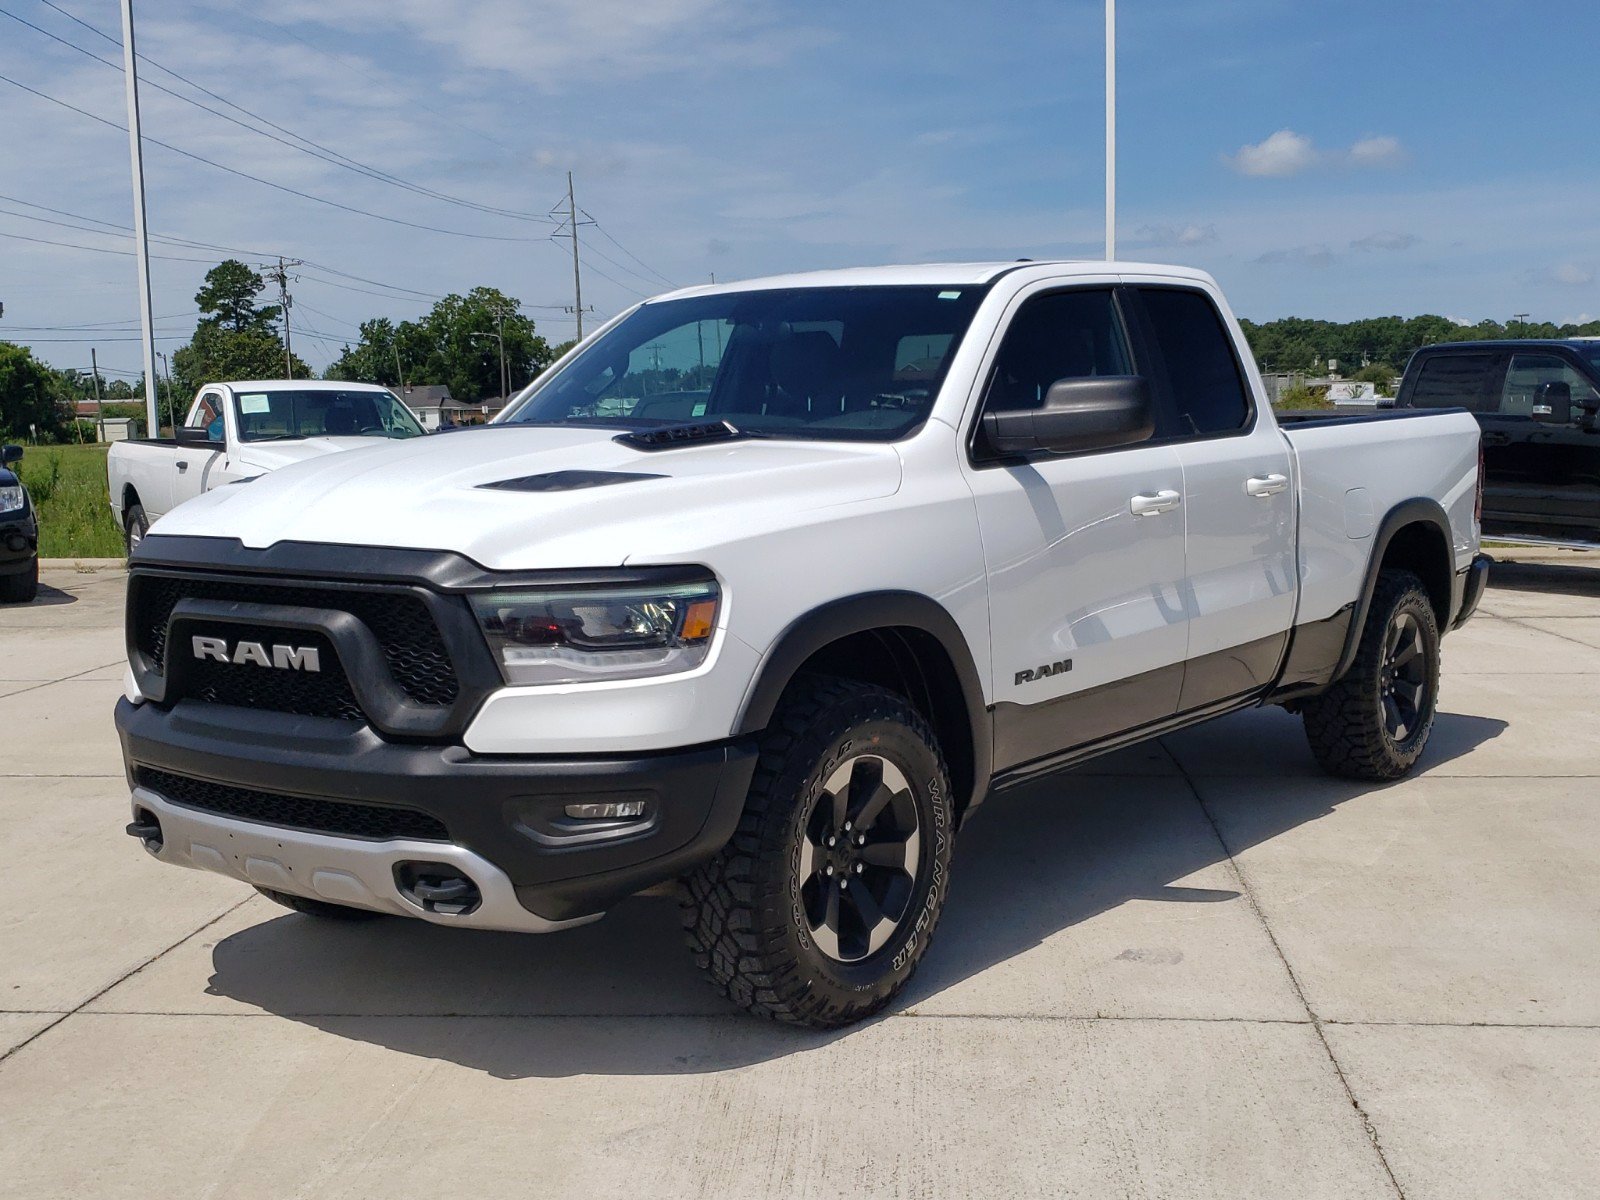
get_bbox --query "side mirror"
[174,424,215,446]
[0,445,21,465]
[1532,381,1572,424]
[981,376,1154,458]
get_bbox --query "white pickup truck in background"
[107,380,427,552]
[118,261,1489,1028]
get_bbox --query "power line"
[0,227,218,263]
[583,212,677,288]
[16,2,552,226]
[0,70,541,243]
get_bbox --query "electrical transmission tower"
[550,172,595,339]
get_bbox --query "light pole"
[470,328,507,402]
[1105,0,1116,261]
[118,0,159,436]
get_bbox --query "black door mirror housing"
[0,444,21,465]
[174,424,218,446]
[981,376,1154,458]
[1532,381,1572,425]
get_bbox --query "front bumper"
[117,697,758,926]
[1451,553,1491,630]
[0,510,37,572]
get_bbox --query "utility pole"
[470,323,507,402]
[156,350,175,430]
[1512,313,1529,337]
[90,347,103,441]
[392,342,406,391]
[552,172,595,340]
[118,0,160,435]
[1105,0,1116,261]
[266,257,302,378]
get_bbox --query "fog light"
[564,800,647,820]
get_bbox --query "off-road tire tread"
[1302,569,1438,781]
[254,885,385,920]
[0,558,37,604]
[681,674,951,1028]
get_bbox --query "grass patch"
[14,444,124,558]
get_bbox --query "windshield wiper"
[613,420,768,451]
[246,434,308,442]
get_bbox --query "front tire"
[1302,569,1441,780]
[0,558,38,604]
[682,676,955,1028]
[124,504,149,557]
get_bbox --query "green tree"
[0,343,72,440]
[324,318,405,387]
[171,322,309,398]
[195,259,281,333]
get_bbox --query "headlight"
[470,579,720,685]
[0,486,24,515]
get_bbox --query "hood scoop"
[477,469,666,493]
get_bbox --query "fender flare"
[733,591,993,811]
[1331,496,1454,683]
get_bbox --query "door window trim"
[963,283,1175,468]
[1120,284,1259,446]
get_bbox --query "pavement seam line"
[0,660,126,702]
[1159,737,1409,1200]
[0,897,252,1070]
[1488,612,1600,652]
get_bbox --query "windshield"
[231,389,425,442]
[501,285,990,441]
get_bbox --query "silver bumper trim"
[130,787,602,934]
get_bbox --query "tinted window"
[982,289,1131,415]
[1138,288,1250,436]
[1501,354,1599,417]
[505,286,989,442]
[1410,354,1497,411]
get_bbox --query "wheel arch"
[733,592,993,822]
[1333,497,1454,683]
[121,484,144,523]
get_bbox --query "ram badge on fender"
[115,262,1489,1028]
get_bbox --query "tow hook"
[125,811,164,854]
[394,862,482,916]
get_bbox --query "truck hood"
[154,426,904,569]
[235,436,398,474]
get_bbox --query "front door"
[964,285,1189,771]
[1485,352,1600,538]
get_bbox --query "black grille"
[184,627,363,721]
[133,574,459,709]
[137,767,449,841]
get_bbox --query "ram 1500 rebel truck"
[107,380,426,553]
[1390,339,1600,546]
[117,262,1489,1028]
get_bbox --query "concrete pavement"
[1,551,1597,1198]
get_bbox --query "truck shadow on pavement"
[203,705,1507,1079]
[1482,557,1600,597]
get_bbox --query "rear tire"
[124,504,149,557]
[1302,569,1440,781]
[254,886,385,921]
[0,558,38,604]
[682,676,955,1028]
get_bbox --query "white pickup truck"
[116,262,1489,1028]
[107,379,426,551]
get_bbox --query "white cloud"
[1227,130,1319,177]
[1227,130,1409,177]
[1350,231,1419,252]
[1136,222,1218,247]
[1348,135,1408,169]
[1553,262,1595,286]
[1254,244,1338,269]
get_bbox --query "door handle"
[1482,431,1510,447]
[1245,473,1288,497]
[1130,490,1181,516]
[175,461,188,471]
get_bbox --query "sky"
[2,0,1598,380]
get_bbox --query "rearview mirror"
[981,376,1153,457]
[0,445,21,465]
[1532,381,1572,425]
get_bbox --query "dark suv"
[1394,340,1600,545]
[1,444,39,603]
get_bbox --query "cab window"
[1136,287,1251,436]
[187,394,224,442]
[1410,354,1498,412]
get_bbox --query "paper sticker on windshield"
[938,291,962,300]
[238,394,271,414]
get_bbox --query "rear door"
[964,283,1189,769]
[1127,285,1297,709]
